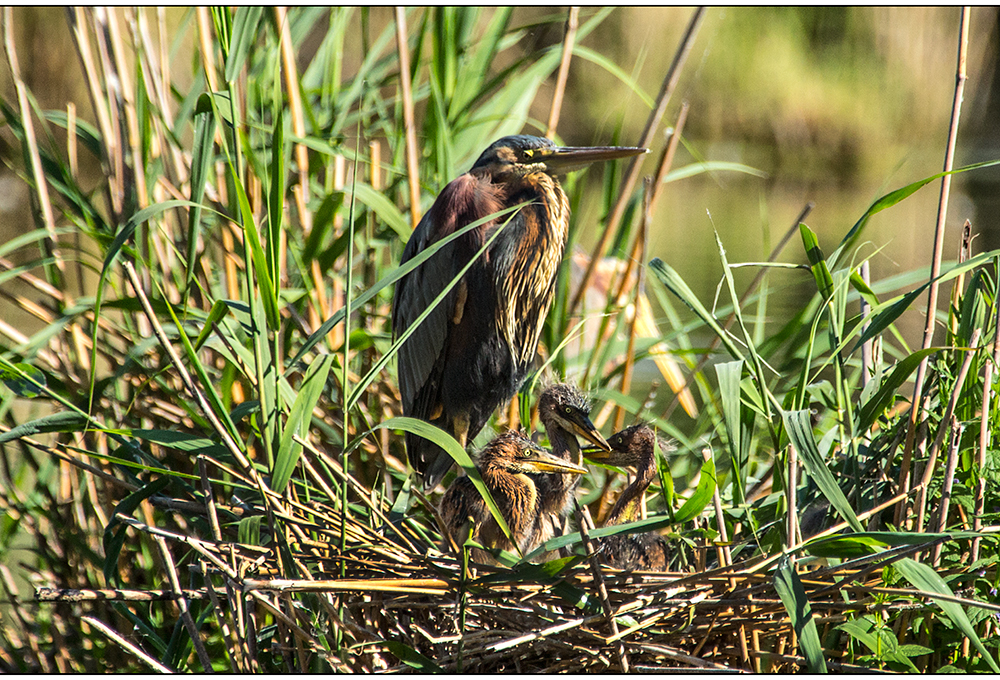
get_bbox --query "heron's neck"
[482,467,537,538]
[493,173,569,367]
[604,453,655,526]
[546,425,581,467]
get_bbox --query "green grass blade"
[272,354,335,493]
[0,410,89,444]
[800,223,834,301]
[184,95,217,300]
[830,158,1000,270]
[374,417,515,548]
[774,557,828,673]
[384,640,443,673]
[781,409,863,533]
[715,360,748,503]
[225,7,264,82]
[896,558,1000,672]
[649,258,746,362]
[673,453,716,525]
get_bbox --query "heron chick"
[585,424,672,572]
[440,429,587,565]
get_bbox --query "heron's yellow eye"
[564,406,573,414]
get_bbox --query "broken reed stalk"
[898,6,971,525]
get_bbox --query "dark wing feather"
[391,210,459,417]
[392,174,501,486]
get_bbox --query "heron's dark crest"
[439,429,587,564]
[585,423,673,571]
[392,135,646,489]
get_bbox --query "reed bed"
[0,6,998,673]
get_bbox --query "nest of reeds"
[32,458,989,674]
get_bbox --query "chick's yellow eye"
[564,406,573,414]
[523,149,533,159]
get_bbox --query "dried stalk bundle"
[38,467,980,674]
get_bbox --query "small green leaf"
[673,453,716,525]
[0,362,46,398]
[384,640,443,672]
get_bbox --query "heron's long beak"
[523,447,589,475]
[541,145,648,175]
[566,415,611,452]
[581,444,619,465]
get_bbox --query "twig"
[36,587,207,602]
[575,502,629,672]
[899,6,971,524]
[570,6,706,316]
[155,536,214,671]
[545,6,579,139]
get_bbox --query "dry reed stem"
[81,615,174,673]
[570,6,706,316]
[154,536,214,671]
[899,6,971,524]
[931,418,964,565]
[394,7,421,229]
[575,502,629,671]
[612,178,651,432]
[545,6,579,139]
[3,8,64,282]
[973,281,1000,562]
[915,326,981,530]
